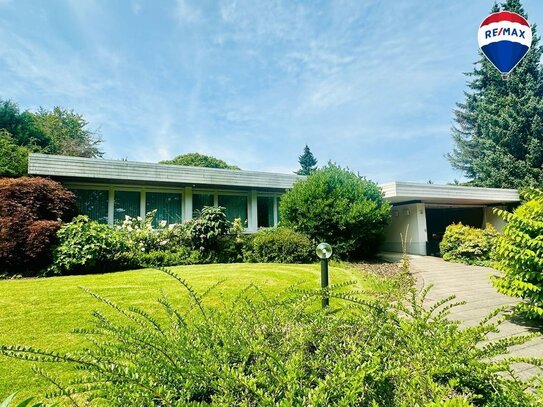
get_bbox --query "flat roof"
[380,181,519,205]
[28,154,521,204]
[28,153,303,191]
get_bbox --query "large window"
[146,192,182,226]
[218,194,248,224]
[72,189,108,224]
[193,193,214,217]
[257,196,274,228]
[114,191,141,224]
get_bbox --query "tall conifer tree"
[448,0,543,189]
[295,145,318,175]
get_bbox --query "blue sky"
[1,1,542,183]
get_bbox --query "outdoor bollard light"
[316,242,333,308]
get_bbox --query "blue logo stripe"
[481,41,529,73]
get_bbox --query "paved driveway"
[381,253,543,380]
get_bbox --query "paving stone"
[382,254,543,381]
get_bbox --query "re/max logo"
[485,27,526,39]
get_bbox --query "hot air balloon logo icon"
[478,11,532,79]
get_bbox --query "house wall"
[484,206,507,232]
[381,203,427,255]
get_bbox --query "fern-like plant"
[492,188,543,319]
[0,268,541,406]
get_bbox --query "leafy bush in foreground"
[440,223,498,266]
[1,269,541,406]
[0,393,53,407]
[492,188,543,320]
[279,163,391,259]
[244,227,313,263]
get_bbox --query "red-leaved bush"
[0,177,77,276]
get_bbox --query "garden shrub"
[187,206,230,253]
[0,177,76,276]
[50,211,205,274]
[440,223,498,266]
[244,227,313,263]
[2,271,541,406]
[208,218,247,263]
[279,163,391,259]
[49,216,131,275]
[492,188,543,320]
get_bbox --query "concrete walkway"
[381,253,543,380]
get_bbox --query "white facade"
[382,203,428,255]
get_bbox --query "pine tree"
[447,0,543,189]
[295,145,318,176]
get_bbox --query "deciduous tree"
[160,152,240,170]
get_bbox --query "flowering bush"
[49,216,131,275]
[118,210,189,253]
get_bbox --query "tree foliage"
[448,0,543,189]
[160,152,240,170]
[0,99,103,177]
[0,130,28,177]
[280,163,391,259]
[295,145,318,175]
[492,188,543,319]
[32,107,103,158]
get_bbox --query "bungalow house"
[28,153,520,256]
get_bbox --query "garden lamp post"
[316,242,333,308]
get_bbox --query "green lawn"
[0,263,394,401]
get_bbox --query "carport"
[379,182,519,256]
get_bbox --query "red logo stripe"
[480,11,529,28]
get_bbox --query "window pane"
[257,197,274,228]
[114,191,140,224]
[146,192,182,227]
[193,193,214,217]
[72,189,108,224]
[277,196,282,223]
[218,195,247,224]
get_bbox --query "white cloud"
[132,2,142,15]
[174,0,201,23]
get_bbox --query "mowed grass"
[0,263,394,401]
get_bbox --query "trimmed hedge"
[244,227,313,263]
[440,223,498,266]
